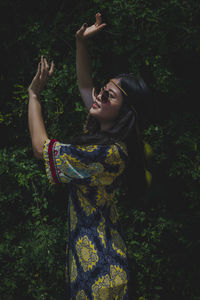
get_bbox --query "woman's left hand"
[28,56,55,97]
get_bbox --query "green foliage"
[1,0,200,299]
[115,114,200,299]
[0,146,68,299]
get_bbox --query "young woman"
[28,13,151,300]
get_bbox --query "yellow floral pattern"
[77,185,97,216]
[76,235,99,272]
[105,143,127,178]
[92,274,111,299]
[70,196,78,231]
[110,203,119,224]
[69,250,77,283]
[91,264,128,300]
[97,216,106,248]
[90,171,116,186]
[42,139,129,298]
[76,290,88,300]
[111,229,127,258]
[115,142,128,156]
[56,152,104,183]
[76,145,98,152]
[42,139,54,185]
[58,153,88,175]
[110,265,128,299]
[105,144,122,165]
[96,186,115,207]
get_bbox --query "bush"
[0,0,200,299]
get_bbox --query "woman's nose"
[97,93,101,100]
[97,89,103,101]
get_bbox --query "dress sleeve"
[42,138,128,185]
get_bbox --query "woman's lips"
[92,103,100,109]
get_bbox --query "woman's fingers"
[44,57,49,70]
[96,23,107,31]
[76,13,106,40]
[35,62,41,79]
[40,56,46,81]
[77,23,87,36]
[94,13,106,32]
[95,12,102,26]
[29,56,53,95]
[48,61,55,77]
[82,23,88,30]
[40,56,45,76]
[40,56,50,80]
[36,56,54,82]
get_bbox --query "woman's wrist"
[76,34,87,44]
[28,89,41,100]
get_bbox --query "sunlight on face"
[89,78,124,129]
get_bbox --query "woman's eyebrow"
[109,88,116,95]
[105,85,116,95]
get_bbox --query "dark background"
[0,0,200,299]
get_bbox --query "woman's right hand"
[76,13,106,41]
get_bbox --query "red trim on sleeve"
[48,139,59,184]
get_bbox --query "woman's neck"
[100,121,114,132]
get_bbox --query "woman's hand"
[76,13,106,41]
[28,56,55,97]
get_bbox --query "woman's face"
[89,78,124,129]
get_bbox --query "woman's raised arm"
[28,56,54,159]
[75,13,106,111]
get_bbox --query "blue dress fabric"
[43,138,130,299]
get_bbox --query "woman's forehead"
[107,78,120,86]
[105,78,121,92]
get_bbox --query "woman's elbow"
[32,136,47,160]
[33,148,44,160]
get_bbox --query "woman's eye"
[95,87,101,96]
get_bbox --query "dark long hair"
[68,74,152,206]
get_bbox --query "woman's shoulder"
[74,141,128,157]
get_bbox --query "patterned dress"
[43,138,130,299]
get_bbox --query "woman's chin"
[89,106,100,116]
